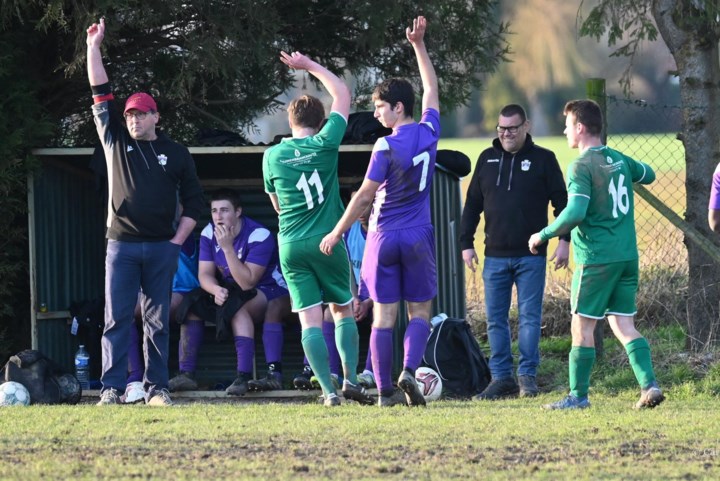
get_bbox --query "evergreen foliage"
[4,0,510,146]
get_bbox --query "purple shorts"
[362,225,437,303]
[258,282,289,303]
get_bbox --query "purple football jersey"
[710,163,720,209]
[199,216,283,290]
[366,108,441,231]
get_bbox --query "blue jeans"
[101,240,180,397]
[482,256,546,379]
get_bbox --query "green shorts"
[279,233,353,312]
[571,259,639,319]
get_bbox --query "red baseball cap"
[124,92,157,114]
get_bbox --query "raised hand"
[406,16,427,45]
[86,18,105,48]
[279,51,315,71]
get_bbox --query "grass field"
[2,393,718,480]
[3,325,719,480]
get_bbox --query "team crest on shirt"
[606,156,613,164]
[521,159,531,171]
[157,154,168,166]
[294,149,301,157]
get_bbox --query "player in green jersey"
[528,99,664,410]
[262,51,372,407]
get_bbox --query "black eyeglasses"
[496,122,525,134]
[124,111,155,121]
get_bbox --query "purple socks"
[234,336,255,374]
[370,327,394,395]
[127,322,143,383]
[178,320,204,373]
[262,322,284,365]
[403,318,431,372]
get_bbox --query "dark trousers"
[101,239,179,396]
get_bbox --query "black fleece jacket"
[92,83,205,242]
[459,134,569,257]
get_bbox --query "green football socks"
[625,337,656,388]
[301,327,335,396]
[335,317,359,384]
[569,346,596,399]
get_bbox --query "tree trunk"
[653,0,720,350]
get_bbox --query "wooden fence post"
[586,78,606,358]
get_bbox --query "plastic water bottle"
[431,313,448,327]
[74,345,90,390]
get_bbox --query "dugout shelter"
[28,140,467,386]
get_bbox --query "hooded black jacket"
[92,84,205,242]
[459,134,569,257]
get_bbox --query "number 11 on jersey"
[296,169,325,209]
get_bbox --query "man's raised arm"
[86,18,109,86]
[279,51,350,119]
[407,16,439,113]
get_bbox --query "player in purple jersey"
[174,189,291,396]
[709,162,720,232]
[320,16,440,407]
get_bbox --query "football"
[0,381,31,406]
[415,366,442,402]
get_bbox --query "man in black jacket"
[460,104,569,400]
[86,18,205,406]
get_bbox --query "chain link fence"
[605,94,687,271]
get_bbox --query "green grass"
[3,327,718,480]
[2,393,719,480]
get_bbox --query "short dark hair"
[372,78,415,118]
[210,188,242,210]
[499,104,527,122]
[288,95,325,130]
[563,99,603,136]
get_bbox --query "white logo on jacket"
[157,154,168,166]
[521,159,531,171]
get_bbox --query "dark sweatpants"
[101,239,179,398]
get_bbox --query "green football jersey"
[567,145,654,264]
[263,112,347,245]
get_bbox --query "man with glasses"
[86,18,205,406]
[460,104,570,400]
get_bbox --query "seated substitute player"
[528,99,664,410]
[320,16,440,407]
[168,188,292,395]
[263,51,373,407]
[123,233,202,403]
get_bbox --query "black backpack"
[422,317,491,399]
[342,112,392,144]
[1,350,82,405]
